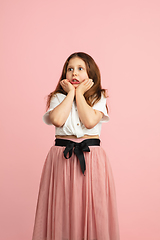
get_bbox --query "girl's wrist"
[76,88,84,96]
[68,88,75,97]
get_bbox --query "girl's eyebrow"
[78,65,85,67]
[68,65,85,68]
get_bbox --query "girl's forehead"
[68,57,86,66]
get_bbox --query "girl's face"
[66,57,89,88]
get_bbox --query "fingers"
[76,79,94,94]
[60,79,70,89]
[83,79,94,90]
[60,79,69,86]
[84,78,94,84]
[60,78,94,95]
[60,79,75,93]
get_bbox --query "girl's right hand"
[60,79,75,95]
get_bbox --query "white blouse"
[43,93,110,138]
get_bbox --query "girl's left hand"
[76,79,94,95]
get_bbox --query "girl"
[32,52,120,240]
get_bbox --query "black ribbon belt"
[55,138,100,175]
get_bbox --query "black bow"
[63,141,90,175]
[55,138,100,176]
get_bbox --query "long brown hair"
[46,52,109,112]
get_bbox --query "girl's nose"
[73,70,77,76]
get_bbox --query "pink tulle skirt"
[32,138,120,240]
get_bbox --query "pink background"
[1,0,160,239]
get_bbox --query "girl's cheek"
[66,73,70,80]
[82,73,89,79]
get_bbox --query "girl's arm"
[76,79,103,129]
[49,80,75,127]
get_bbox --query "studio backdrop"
[0,0,160,239]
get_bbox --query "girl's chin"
[71,83,79,88]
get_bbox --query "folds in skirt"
[32,138,120,240]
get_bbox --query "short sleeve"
[92,94,110,122]
[42,93,65,125]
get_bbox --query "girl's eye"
[79,67,83,70]
[68,68,73,71]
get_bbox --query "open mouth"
[70,79,80,84]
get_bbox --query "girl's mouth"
[70,79,80,84]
